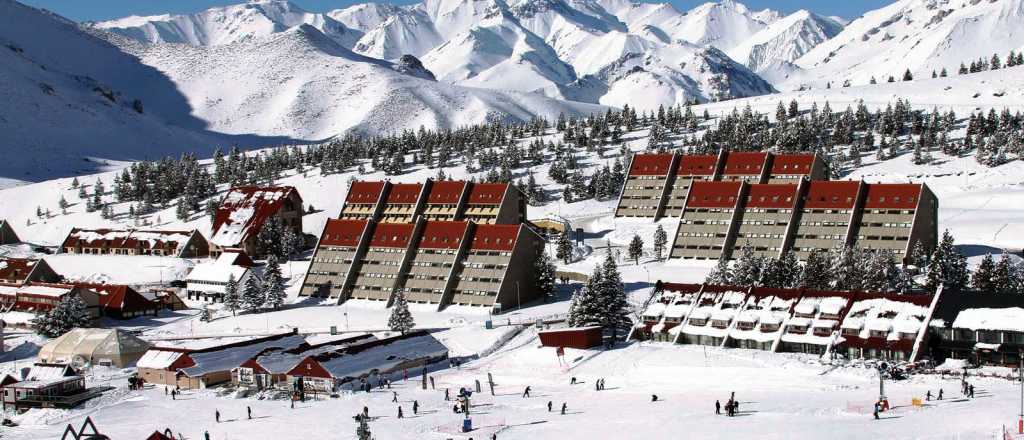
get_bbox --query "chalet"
[380,183,427,223]
[1,363,89,411]
[675,285,748,346]
[340,181,387,220]
[423,180,469,221]
[142,289,188,311]
[231,334,375,390]
[1,282,101,320]
[615,153,676,219]
[836,293,934,362]
[185,252,257,303]
[726,287,802,351]
[778,290,855,355]
[398,221,471,306]
[348,222,416,302]
[462,182,525,225]
[928,292,1024,367]
[731,184,800,259]
[73,283,159,319]
[447,223,545,310]
[299,219,372,299]
[719,151,770,183]
[790,181,861,260]
[662,155,718,218]
[669,181,744,260]
[854,183,938,260]
[0,257,60,284]
[285,331,448,393]
[60,228,208,257]
[210,186,303,257]
[0,219,19,244]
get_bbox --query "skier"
[476,379,481,393]
[926,390,931,401]
[398,406,404,419]
[404,369,408,381]
[548,401,553,412]
[247,406,252,420]
[290,398,294,409]
[938,388,944,400]
[215,410,220,423]
[445,388,450,401]
[715,400,721,415]
[570,377,577,385]
[561,403,567,415]
[873,407,879,420]
[453,404,460,414]
[363,406,369,418]
[969,384,975,398]
[204,431,210,440]
[651,395,658,402]
[393,391,398,403]
[171,389,176,400]
[413,400,419,415]
[523,386,531,398]
[386,379,391,389]
[430,376,435,389]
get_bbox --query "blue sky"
[22,0,890,22]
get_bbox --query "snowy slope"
[114,24,604,140]
[327,2,402,32]
[92,0,363,49]
[728,10,843,75]
[0,0,298,187]
[789,0,1024,91]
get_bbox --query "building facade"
[669,181,743,260]
[210,186,303,258]
[299,219,371,299]
[0,257,60,285]
[0,220,19,245]
[60,229,208,257]
[614,153,675,219]
[337,179,525,226]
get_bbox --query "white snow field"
[4,328,1024,440]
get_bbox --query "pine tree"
[199,306,212,322]
[831,246,864,291]
[627,234,644,265]
[58,195,69,210]
[71,177,79,188]
[242,271,264,312]
[387,290,415,334]
[993,252,1019,294]
[534,250,557,301]
[902,69,913,81]
[596,252,630,343]
[555,230,573,264]
[257,217,284,258]
[731,243,763,287]
[262,256,286,310]
[972,253,997,292]
[653,225,668,260]
[705,258,733,285]
[224,274,241,316]
[926,230,969,292]
[31,295,92,338]
[567,263,603,327]
[799,249,832,290]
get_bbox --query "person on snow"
[430,376,435,389]
[561,403,567,415]
[651,395,659,402]
[453,404,460,414]
[413,400,419,415]
[523,386,531,398]
[445,388,450,401]
[969,385,975,398]
[548,401,553,412]
[570,377,577,385]
[393,391,399,403]
[926,390,932,401]
[363,406,369,418]
[247,406,252,420]
[204,431,210,440]
[171,389,176,400]
[715,400,721,415]
[215,410,220,423]
[398,406,404,419]
[938,388,943,400]
[873,407,879,420]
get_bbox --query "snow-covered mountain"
[728,10,843,75]
[0,0,601,186]
[788,0,1024,90]
[92,0,363,48]
[94,0,782,110]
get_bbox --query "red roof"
[745,184,799,209]
[286,356,333,379]
[417,221,469,250]
[428,180,468,204]
[212,186,300,247]
[748,287,804,301]
[238,358,268,374]
[368,223,415,248]
[61,228,194,251]
[802,181,860,209]
[319,219,369,247]
[467,183,509,205]
[74,283,156,313]
[770,153,816,175]
[659,282,703,294]
[685,181,742,208]
[386,183,423,204]
[346,181,386,204]
[146,431,175,440]
[0,257,39,283]
[675,155,718,176]
[722,152,768,175]
[862,184,923,210]
[628,154,674,176]
[470,224,520,251]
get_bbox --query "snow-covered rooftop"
[952,308,1024,332]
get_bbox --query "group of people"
[715,392,740,417]
[962,381,976,398]
[127,376,146,390]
